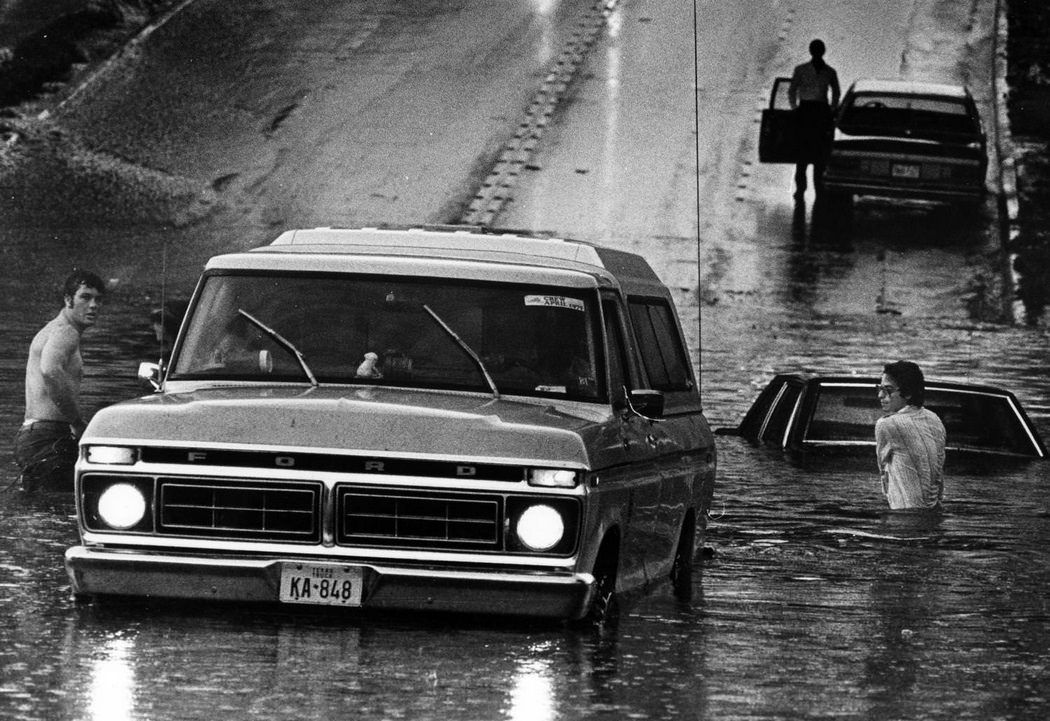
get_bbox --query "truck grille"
[82,475,579,556]
[157,477,322,543]
[336,486,502,551]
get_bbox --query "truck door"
[626,296,710,582]
[597,294,660,593]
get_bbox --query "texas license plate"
[891,163,920,179]
[279,562,363,606]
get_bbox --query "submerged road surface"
[1,1,1048,719]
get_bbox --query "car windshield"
[838,92,979,141]
[170,272,605,402]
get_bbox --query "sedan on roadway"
[823,79,988,211]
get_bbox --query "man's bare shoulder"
[32,314,79,353]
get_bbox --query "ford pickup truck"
[65,226,716,622]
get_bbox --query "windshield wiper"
[422,304,499,399]
[237,309,318,386]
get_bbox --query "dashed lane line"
[460,0,621,227]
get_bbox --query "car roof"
[846,78,971,99]
[204,225,669,297]
[746,373,1046,458]
[770,372,1017,397]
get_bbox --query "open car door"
[758,77,798,163]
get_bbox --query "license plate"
[891,163,920,179]
[279,562,363,606]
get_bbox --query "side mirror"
[138,361,162,392]
[625,389,665,421]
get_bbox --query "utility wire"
[693,0,702,395]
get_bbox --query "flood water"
[1,229,1048,721]
[2,0,1050,718]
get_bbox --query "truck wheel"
[584,538,619,626]
[671,513,696,602]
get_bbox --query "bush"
[0,8,120,107]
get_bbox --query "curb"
[992,0,1021,323]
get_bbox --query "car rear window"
[924,389,1038,455]
[805,385,881,442]
[805,384,1041,456]
[839,93,978,138]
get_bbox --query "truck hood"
[84,386,611,466]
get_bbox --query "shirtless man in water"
[13,270,106,492]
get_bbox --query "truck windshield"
[170,272,606,402]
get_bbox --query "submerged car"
[823,79,988,209]
[65,226,716,621]
[718,373,1046,461]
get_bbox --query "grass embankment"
[0,1,173,110]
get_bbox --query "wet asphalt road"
[2,1,1050,719]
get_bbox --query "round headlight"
[515,504,565,552]
[97,483,147,530]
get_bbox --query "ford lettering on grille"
[140,447,522,481]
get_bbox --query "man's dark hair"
[62,269,106,302]
[809,39,826,58]
[884,360,925,406]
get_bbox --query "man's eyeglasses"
[876,384,899,396]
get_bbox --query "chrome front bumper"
[64,546,596,620]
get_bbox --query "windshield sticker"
[524,295,585,312]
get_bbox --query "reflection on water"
[507,657,555,721]
[88,636,135,721]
